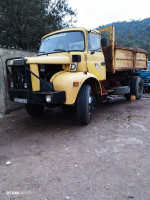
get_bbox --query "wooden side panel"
[114,46,148,72]
[136,52,147,69]
[115,48,134,71]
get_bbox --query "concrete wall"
[0,48,36,113]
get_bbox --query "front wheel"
[77,84,93,125]
[25,104,44,117]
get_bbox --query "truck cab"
[6,28,106,124]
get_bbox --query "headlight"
[45,95,51,103]
[24,83,27,88]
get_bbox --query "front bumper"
[8,90,66,105]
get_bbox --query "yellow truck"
[6,26,148,124]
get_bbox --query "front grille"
[7,65,32,90]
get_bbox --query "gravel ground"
[0,93,150,200]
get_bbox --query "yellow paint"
[87,52,106,80]
[98,26,115,46]
[30,64,40,91]
[98,26,115,73]
[26,55,70,64]
[51,72,100,104]
[76,53,87,72]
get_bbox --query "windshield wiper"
[54,49,67,52]
[38,49,69,55]
[90,47,101,54]
[38,51,46,55]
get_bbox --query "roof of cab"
[42,27,89,39]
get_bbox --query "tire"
[130,76,143,100]
[25,104,44,117]
[77,84,93,125]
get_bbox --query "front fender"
[51,72,99,105]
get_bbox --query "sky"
[69,0,150,29]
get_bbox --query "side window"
[88,33,101,52]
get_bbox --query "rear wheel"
[130,76,143,100]
[25,104,44,117]
[77,84,93,125]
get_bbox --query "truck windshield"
[38,31,85,55]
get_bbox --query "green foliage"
[0,0,77,50]
[97,18,150,59]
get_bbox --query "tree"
[0,0,77,50]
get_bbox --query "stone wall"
[0,48,36,113]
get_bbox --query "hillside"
[97,18,150,59]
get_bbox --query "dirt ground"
[0,93,150,200]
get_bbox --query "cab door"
[87,32,106,81]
